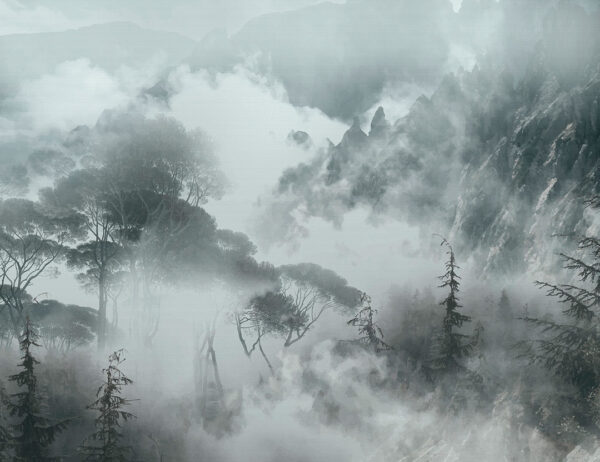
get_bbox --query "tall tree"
[522,197,600,407]
[6,317,69,461]
[42,168,124,350]
[497,289,512,323]
[96,113,225,347]
[42,112,226,348]
[236,263,362,370]
[80,349,136,461]
[0,199,79,335]
[277,263,362,347]
[193,320,226,423]
[430,238,473,373]
[0,382,10,459]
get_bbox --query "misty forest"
[0,0,600,460]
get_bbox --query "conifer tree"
[6,317,69,461]
[0,424,8,459]
[497,289,512,323]
[347,292,391,352]
[522,197,600,400]
[430,238,473,372]
[80,349,136,461]
[0,383,9,459]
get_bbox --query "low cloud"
[11,59,127,131]
[0,0,86,35]
[165,65,347,237]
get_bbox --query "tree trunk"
[98,271,107,350]
[129,258,139,340]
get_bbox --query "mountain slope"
[0,22,196,98]
[261,1,600,273]
[188,0,455,119]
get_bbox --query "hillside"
[263,1,600,273]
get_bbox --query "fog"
[0,0,599,460]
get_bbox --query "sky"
[0,0,346,37]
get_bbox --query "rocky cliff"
[266,1,600,274]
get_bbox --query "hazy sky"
[1,0,346,37]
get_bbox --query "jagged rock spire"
[369,106,390,137]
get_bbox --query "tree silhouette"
[80,349,136,461]
[522,197,600,400]
[0,199,79,335]
[0,382,10,459]
[347,292,391,353]
[6,317,69,461]
[430,237,473,373]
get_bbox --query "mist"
[0,0,599,461]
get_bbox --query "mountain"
[263,1,600,274]
[188,0,455,119]
[185,0,572,121]
[0,22,196,98]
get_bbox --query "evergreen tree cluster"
[519,196,600,431]
[0,319,135,461]
[4,317,68,461]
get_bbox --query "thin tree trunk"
[258,336,274,375]
[208,346,225,402]
[98,272,107,350]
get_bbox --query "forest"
[1,0,600,460]
[0,118,597,459]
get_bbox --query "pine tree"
[430,237,473,373]
[6,317,69,461]
[0,424,8,459]
[347,292,391,352]
[0,383,10,459]
[80,349,136,461]
[497,289,512,322]
[522,197,600,401]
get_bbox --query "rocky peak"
[369,106,390,138]
[339,117,368,151]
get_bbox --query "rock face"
[565,446,600,462]
[268,3,600,274]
